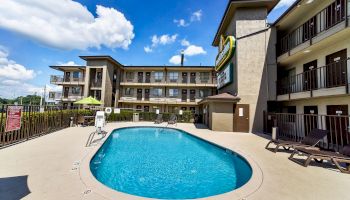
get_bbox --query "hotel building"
[49,56,216,114]
[49,0,350,134]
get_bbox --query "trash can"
[133,113,139,122]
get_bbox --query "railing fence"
[0,105,79,148]
[264,112,350,151]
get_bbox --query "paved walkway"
[0,122,349,200]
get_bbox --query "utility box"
[133,113,139,122]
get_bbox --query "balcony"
[50,75,85,85]
[90,79,102,88]
[48,91,83,101]
[277,58,350,100]
[277,0,349,58]
[121,75,217,87]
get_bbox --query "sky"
[0,0,296,98]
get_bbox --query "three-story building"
[49,56,216,112]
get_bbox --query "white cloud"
[173,19,189,27]
[168,42,206,65]
[190,10,202,22]
[0,46,43,98]
[58,61,79,66]
[174,10,203,28]
[144,34,178,52]
[0,47,36,80]
[169,55,183,65]
[144,46,153,53]
[151,34,178,47]
[181,39,190,46]
[183,45,206,56]
[0,0,135,50]
[274,0,297,9]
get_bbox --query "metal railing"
[264,112,350,151]
[277,58,349,95]
[277,0,348,56]
[90,80,102,87]
[50,75,85,84]
[0,105,79,148]
[122,75,217,85]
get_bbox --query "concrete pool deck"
[0,122,349,200]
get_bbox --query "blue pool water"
[90,127,252,199]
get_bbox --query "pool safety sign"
[217,63,233,89]
[5,106,23,132]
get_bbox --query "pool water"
[90,127,252,199]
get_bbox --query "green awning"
[74,96,102,105]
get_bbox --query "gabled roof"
[213,0,279,46]
[199,92,241,104]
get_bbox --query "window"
[154,72,163,82]
[48,92,55,98]
[169,89,179,97]
[200,72,210,83]
[126,72,134,81]
[71,87,81,94]
[199,89,210,98]
[73,71,80,79]
[169,72,179,82]
[152,88,163,97]
[125,88,134,96]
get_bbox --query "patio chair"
[167,114,177,126]
[154,114,163,124]
[265,129,329,153]
[77,115,87,127]
[289,145,350,174]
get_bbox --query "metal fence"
[264,112,350,151]
[0,105,79,148]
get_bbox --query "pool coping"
[79,125,264,200]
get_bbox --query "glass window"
[152,88,163,97]
[126,72,134,81]
[199,89,210,98]
[125,88,134,96]
[73,71,80,79]
[154,72,164,82]
[49,92,55,98]
[169,89,179,97]
[200,72,210,83]
[169,72,179,82]
[72,87,81,94]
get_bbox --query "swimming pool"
[90,127,252,199]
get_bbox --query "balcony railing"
[277,58,349,95]
[122,75,217,85]
[50,75,85,84]
[277,0,349,56]
[90,79,102,88]
[264,112,350,151]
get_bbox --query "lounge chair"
[154,114,163,124]
[289,145,350,173]
[265,129,329,153]
[167,114,177,126]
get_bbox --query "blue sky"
[0,0,296,98]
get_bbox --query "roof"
[272,0,301,26]
[212,0,279,46]
[79,55,123,67]
[199,92,241,104]
[50,65,86,71]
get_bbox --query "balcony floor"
[0,122,349,200]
